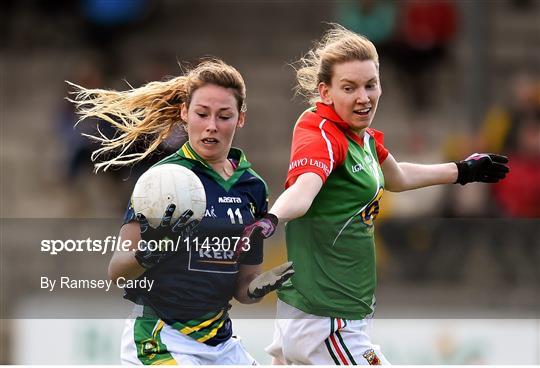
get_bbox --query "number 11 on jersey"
[226,208,243,224]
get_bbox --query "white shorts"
[120,305,257,365]
[266,299,389,365]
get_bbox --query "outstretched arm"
[382,153,509,192]
[236,172,323,257]
[270,172,324,221]
[381,154,458,192]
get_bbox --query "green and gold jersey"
[124,142,268,345]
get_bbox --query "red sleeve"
[367,128,389,164]
[286,117,348,188]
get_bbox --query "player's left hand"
[247,262,294,299]
[455,153,510,185]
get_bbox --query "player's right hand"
[135,204,199,269]
[455,153,510,185]
[234,213,278,260]
[247,262,294,299]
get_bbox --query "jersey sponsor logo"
[360,187,384,227]
[188,240,238,273]
[204,206,217,218]
[289,158,331,176]
[218,196,242,204]
[351,163,365,173]
[362,349,382,365]
[198,249,235,262]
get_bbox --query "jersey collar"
[315,102,365,146]
[175,142,252,191]
[176,141,251,170]
[315,102,349,130]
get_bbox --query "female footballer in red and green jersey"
[244,25,510,365]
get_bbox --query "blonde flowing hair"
[67,58,246,172]
[294,23,379,105]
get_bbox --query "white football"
[131,164,206,228]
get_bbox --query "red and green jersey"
[277,102,389,320]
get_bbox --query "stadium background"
[1,0,539,364]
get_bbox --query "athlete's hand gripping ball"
[248,262,294,299]
[455,153,510,185]
[135,204,199,269]
[235,213,278,260]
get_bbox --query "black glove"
[234,213,278,260]
[135,204,199,269]
[455,153,509,185]
[247,262,294,299]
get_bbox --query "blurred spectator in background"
[510,0,539,11]
[79,0,151,74]
[392,0,458,110]
[58,61,143,215]
[336,0,398,50]
[80,0,148,27]
[57,62,104,183]
[424,74,540,284]
[58,55,192,217]
[480,74,540,155]
[491,113,540,218]
[480,73,540,217]
[486,74,540,283]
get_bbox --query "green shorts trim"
[133,307,176,365]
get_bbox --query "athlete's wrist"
[264,213,279,227]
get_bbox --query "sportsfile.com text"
[40,236,251,255]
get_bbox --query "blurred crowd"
[336,0,540,284]
[338,0,458,111]
[2,0,539,285]
[2,2,539,365]
[379,71,540,284]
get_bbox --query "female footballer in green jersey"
[245,25,510,365]
[69,59,293,365]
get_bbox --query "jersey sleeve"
[367,128,390,164]
[286,119,348,188]
[253,180,269,218]
[241,180,267,265]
